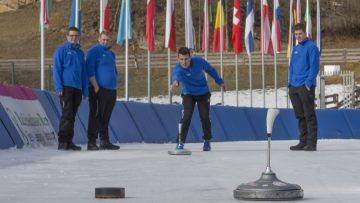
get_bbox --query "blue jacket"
[289,38,320,87]
[53,41,88,96]
[172,56,224,95]
[85,44,117,90]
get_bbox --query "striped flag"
[184,0,194,49]
[271,0,281,53]
[146,0,156,52]
[100,0,111,32]
[39,0,52,29]
[232,0,243,54]
[212,0,226,53]
[305,0,312,38]
[260,0,273,55]
[244,0,254,56]
[165,0,176,52]
[69,0,83,32]
[295,0,301,23]
[201,0,210,52]
[117,0,132,46]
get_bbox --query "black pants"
[58,86,82,143]
[289,86,318,146]
[177,92,212,143]
[87,86,117,143]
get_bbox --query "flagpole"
[75,0,79,28]
[220,0,224,106]
[147,50,151,103]
[125,0,129,101]
[260,0,265,108]
[273,0,277,108]
[99,0,103,33]
[249,55,253,107]
[40,0,45,90]
[168,48,172,104]
[287,0,294,108]
[204,0,208,61]
[235,54,239,107]
[184,0,188,47]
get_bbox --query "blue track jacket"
[289,38,320,87]
[85,44,117,90]
[172,56,224,95]
[53,41,88,96]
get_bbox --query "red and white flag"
[260,0,273,55]
[165,0,176,52]
[271,0,281,53]
[184,0,194,49]
[232,0,243,54]
[146,0,156,52]
[100,0,110,32]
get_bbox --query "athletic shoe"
[176,143,184,150]
[203,140,211,151]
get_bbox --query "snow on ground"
[121,84,345,108]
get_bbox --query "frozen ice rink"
[1,140,359,203]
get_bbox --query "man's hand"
[170,81,179,93]
[57,91,63,97]
[94,85,100,94]
[220,83,226,91]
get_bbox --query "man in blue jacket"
[53,27,88,151]
[171,47,226,151]
[85,31,119,150]
[289,23,320,151]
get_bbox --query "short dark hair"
[178,47,191,56]
[68,26,80,33]
[99,31,111,38]
[294,23,306,32]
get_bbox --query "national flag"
[201,0,210,52]
[316,0,321,53]
[69,0,83,32]
[304,0,312,38]
[117,0,132,46]
[184,0,194,49]
[260,0,273,55]
[232,0,243,54]
[271,0,281,53]
[100,0,111,32]
[212,0,226,53]
[295,0,301,23]
[244,0,254,56]
[39,0,52,30]
[146,0,156,52]
[165,0,176,52]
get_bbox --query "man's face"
[67,30,80,45]
[294,29,306,43]
[178,54,191,69]
[98,34,112,47]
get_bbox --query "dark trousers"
[87,86,116,143]
[177,92,212,143]
[289,86,318,146]
[58,86,82,143]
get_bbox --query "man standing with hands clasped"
[85,31,120,150]
[288,23,320,151]
[171,47,226,152]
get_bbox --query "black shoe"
[100,141,120,150]
[58,142,68,150]
[290,143,306,151]
[67,142,82,151]
[303,145,317,151]
[87,142,99,151]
